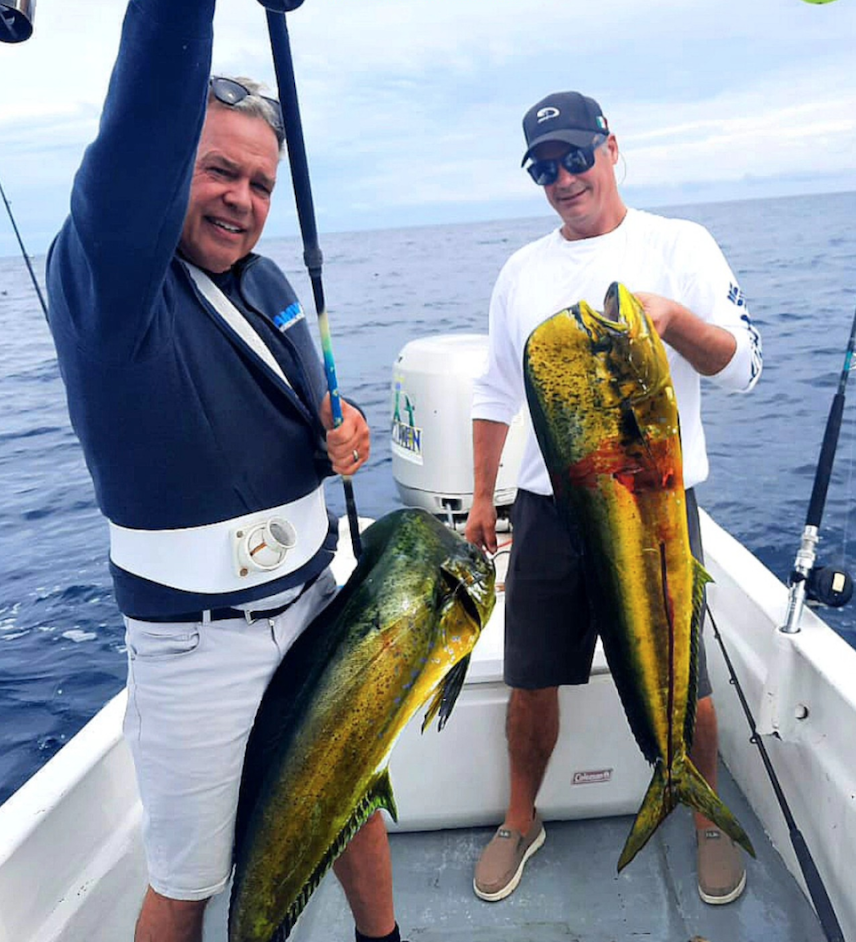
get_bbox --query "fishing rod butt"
[0,0,35,43]
[342,477,363,559]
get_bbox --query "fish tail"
[674,755,755,859]
[617,761,677,871]
[617,756,755,871]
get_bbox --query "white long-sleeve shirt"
[472,208,763,493]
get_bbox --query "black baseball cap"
[521,91,610,165]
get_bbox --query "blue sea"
[2,191,855,806]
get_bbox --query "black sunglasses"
[526,134,608,186]
[209,77,284,134]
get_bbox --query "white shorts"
[122,569,338,901]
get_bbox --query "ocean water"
[1,191,855,805]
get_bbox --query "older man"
[466,91,762,907]
[45,2,404,941]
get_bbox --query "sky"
[1,0,855,257]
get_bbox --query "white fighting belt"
[108,262,327,593]
[109,487,329,594]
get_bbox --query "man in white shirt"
[466,90,762,907]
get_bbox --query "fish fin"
[268,771,399,941]
[421,654,471,733]
[617,761,677,870]
[617,755,754,872]
[675,755,755,859]
[684,558,714,749]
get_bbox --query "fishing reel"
[798,564,854,609]
[0,0,35,43]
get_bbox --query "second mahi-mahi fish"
[523,282,755,871]
[228,508,496,942]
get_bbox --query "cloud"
[1,0,855,256]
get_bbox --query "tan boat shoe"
[697,827,747,905]
[473,812,546,901]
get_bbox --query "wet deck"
[290,764,825,942]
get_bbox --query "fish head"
[525,283,669,422]
[594,282,672,405]
[364,509,495,653]
[418,530,495,730]
[524,282,679,490]
[437,535,497,641]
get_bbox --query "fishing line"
[704,602,845,942]
[0,177,48,318]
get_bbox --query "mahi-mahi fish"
[228,508,496,942]
[523,281,754,870]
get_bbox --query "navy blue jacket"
[45,0,337,617]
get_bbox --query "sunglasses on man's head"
[209,76,283,134]
[526,134,608,186]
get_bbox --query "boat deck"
[2,510,849,942]
[281,765,825,942]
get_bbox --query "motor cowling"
[390,334,526,524]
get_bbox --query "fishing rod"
[258,0,363,560]
[705,604,845,942]
[781,306,856,632]
[0,177,48,318]
[703,309,856,942]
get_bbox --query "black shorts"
[504,488,711,700]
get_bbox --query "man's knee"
[509,686,559,718]
[507,687,560,750]
[136,886,209,941]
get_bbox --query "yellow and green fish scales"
[228,508,495,941]
[524,282,754,869]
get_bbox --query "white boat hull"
[1,511,854,942]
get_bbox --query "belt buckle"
[243,600,287,625]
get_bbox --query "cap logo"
[536,106,560,123]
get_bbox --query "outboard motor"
[390,334,526,528]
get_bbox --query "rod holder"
[0,0,35,43]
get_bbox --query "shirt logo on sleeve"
[727,283,746,307]
[274,302,305,331]
[742,312,763,383]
